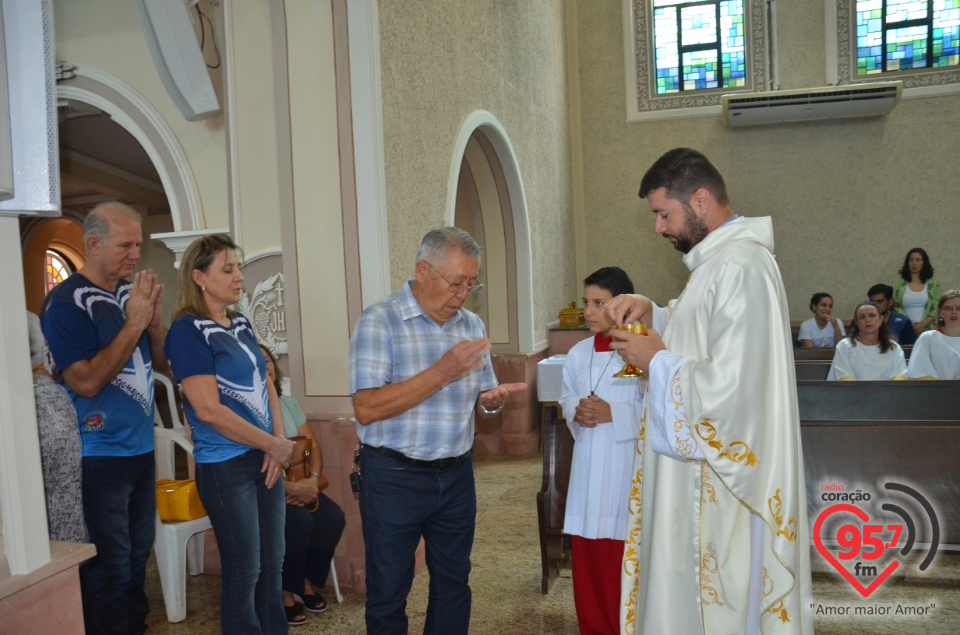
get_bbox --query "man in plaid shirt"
[349,227,525,634]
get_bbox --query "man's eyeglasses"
[424,261,484,297]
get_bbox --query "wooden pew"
[536,403,573,593]
[792,345,912,361]
[794,361,831,380]
[792,347,836,361]
[799,380,960,547]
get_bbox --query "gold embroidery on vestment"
[695,419,759,466]
[768,599,791,623]
[701,463,719,504]
[763,561,792,622]
[699,542,726,606]
[671,371,682,410]
[768,489,798,542]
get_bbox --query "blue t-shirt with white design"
[41,273,155,457]
[165,313,273,464]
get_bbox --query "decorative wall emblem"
[237,272,287,356]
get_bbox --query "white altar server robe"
[908,330,960,379]
[620,216,813,635]
[827,338,907,381]
[560,303,667,540]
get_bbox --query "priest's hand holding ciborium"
[611,323,648,378]
[604,294,667,376]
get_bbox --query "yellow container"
[155,479,207,521]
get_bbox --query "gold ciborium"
[611,323,647,378]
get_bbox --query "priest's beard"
[666,206,709,253]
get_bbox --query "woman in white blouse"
[892,247,942,336]
[828,300,907,381]
[908,290,960,380]
[799,292,845,348]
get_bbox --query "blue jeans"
[283,493,346,595]
[360,447,476,635]
[80,452,156,635]
[196,449,287,635]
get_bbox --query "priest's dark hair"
[584,266,634,298]
[848,300,894,353]
[638,147,729,207]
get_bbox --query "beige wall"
[377,0,577,346]
[575,0,960,321]
[54,0,230,232]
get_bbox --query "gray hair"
[415,227,482,266]
[83,202,142,248]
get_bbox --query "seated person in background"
[828,300,907,381]
[893,247,942,336]
[559,266,666,635]
[908,290,960,380]
[868,283,916,347]
[28,312,88,544]
[799,292,845,348]
[260,344,346,627]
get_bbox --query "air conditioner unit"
[721,82,902,128]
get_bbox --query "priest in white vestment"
[606,148,813,635]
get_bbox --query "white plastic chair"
[153,374,212,623]
[329,557,343,603]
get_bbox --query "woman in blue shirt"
[164,234,294,634]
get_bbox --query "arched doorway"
[447,111,538,456]
[21,66,194,316]
[446,111,534,356]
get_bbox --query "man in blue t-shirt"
[42,202,168,635]
[868,283,917,347]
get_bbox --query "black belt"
[363,444,468,470]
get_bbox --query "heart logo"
[813,503,900,598]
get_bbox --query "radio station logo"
[814,481,939,599]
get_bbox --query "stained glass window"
[652,0,747,94]
[45,250,73,293]
[856,0,960,75]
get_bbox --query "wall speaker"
[133,0,221,122]
[0,0,60,217]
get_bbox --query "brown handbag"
[284,436,314,482]
[283,436,324,511]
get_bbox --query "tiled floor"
[145,454,960,634]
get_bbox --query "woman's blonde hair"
[172,233,243,321]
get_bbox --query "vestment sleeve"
[646,349,705,460]
[640,304,704,459]
[164,317,215,381]
[907,332,938,379]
